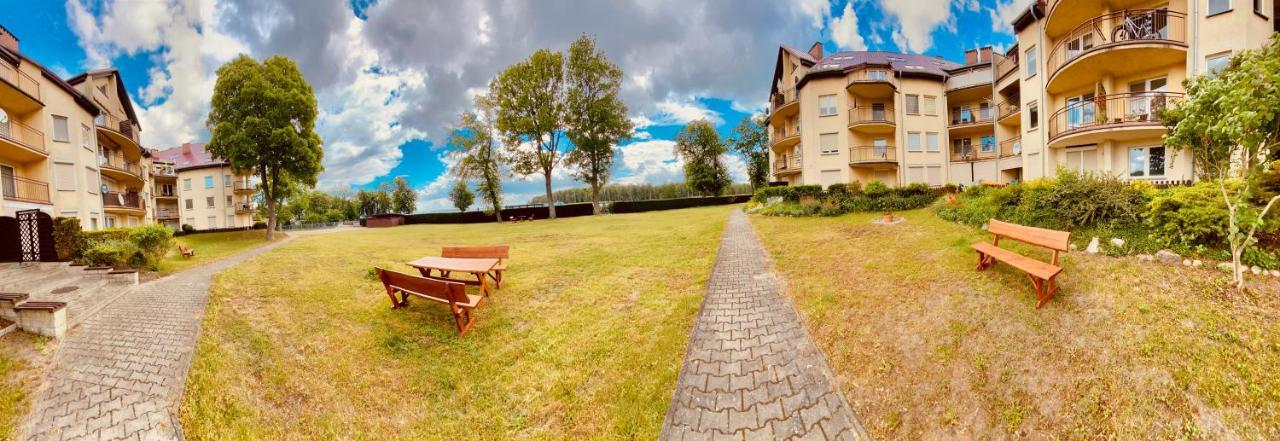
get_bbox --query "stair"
[0,262,140,338]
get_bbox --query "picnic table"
[406,256,499,297]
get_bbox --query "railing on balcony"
[771,127,800,146]
[846,68,895,87]
[771,88,798,114]
[994,53,1018,82]
[1000,138,1021,158]
[1,175,50,204]
[946,67,993,91]
[0,59,41,101]
[152,165,177,178]
[235,203,256,214]
[997,100,1020,121]
[155,207,180,219]
[774,154,802,173]
[0,118,46,153]
[102,191,144,211]
[849,145,895,163]
[950,105,995,127]
[1047,9,1187,79]
[1048,91,1183,140]
[951,144,999,162]
[100,154,142,177]
[848,106,895,126]
[95,113,139,144]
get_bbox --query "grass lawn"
[752,209,1280,439]
[0,332,54,440]
[155,230,284,275]
[178,205,734,439]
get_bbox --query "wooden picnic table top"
[406,256,499,273]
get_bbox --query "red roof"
[152,143,228,171]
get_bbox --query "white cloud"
[878,0,956,53]
[989,0,1034,34]
[829,2,866,51]
[616,140,681,185]
[793,0,832,29]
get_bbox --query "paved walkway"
[20,237,294,441]
[660,210,868,441]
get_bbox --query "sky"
[0,0,1031,211]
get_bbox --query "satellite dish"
[0,109,9,125]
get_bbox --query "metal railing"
[774,154,802,172]
[846,68,895,87]
[950,105,995,126]
[0,118,46,153]
[1000,138,1021,158]
[848,106,895,126]
[235,203,255,214]
[946,67,993,91]
[155,207,180,219]
[951,144,998,162]
[233,180,255,192]
[997,100,1020,121]
[1,175,50,204]
[771,88,798,113]
[771,126,800,146]
[100,154,142,177]
[102,191,144,210]
[994,53,1018,82]
[0,59,40,101]
[849,145,895,163]
[1048,91,1183,140]
[1047,9,1187,80]
[95,113,139,144]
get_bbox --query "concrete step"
[13,301,67,338]
[0,318,15,339]
[0,268,80,293]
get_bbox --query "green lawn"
[178,206,734,439]
[0,332,53,440]
[751,209,1280,439]
[155,230,284,275]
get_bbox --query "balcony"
[847,106,895,133]
[1046,9,1187,94]
[770,87,799,119]
[99,155,144,184]
[1000,137,1022,158]
[1044,0,1164,37]
[1,175,51,205]
[774,154,802,176]
[152,165,177,180]
[102,191,145,214]
[235,203,256,214]
[951,145,998,162]
[0,59,42,114]
[0,118,47,162]
[770,127,800,150]
[845,68,896,98]
[154,188,177,199]
[848,145,896,165]
[155,207,180,220]
[233,180,255,194]
[1048,91,1182,148]
[95,113,141,150]
[996,100,1021,126]
[949,106,995,135]
[994,53,1018,85]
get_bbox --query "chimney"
[807,41,824,60]
[979,46,993,63]
[964,49,977,65]
[182,143,192,155]
[0,25,18,53]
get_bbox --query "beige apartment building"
[769,0,1278,187]
[67,68,152,228]
[153,143,255,230]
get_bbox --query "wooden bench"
[971,219,1070,308]
[441,245,509,288]
[376,268,484,335]
[179,243,195,258]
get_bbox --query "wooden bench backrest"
[988,219,1071,252]
[441,245,509,260]
[179,244,191,252]
[376,268,469,304]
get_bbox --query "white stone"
[1110,238,1126,247]
[1155,249,1181,264]
[1192,260,1203,267]
[1182,259,1192,267]
[1251,266,1263,275]
[1086,237,1100,254]
[1136,254,1154,261]
[1069,243,1078,251]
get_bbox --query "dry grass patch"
[179,206,734,439]
[0,332,55,440]
[752,209,1280,439]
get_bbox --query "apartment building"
[769,0,1277,187]
[0,25,108,229]
[67,68,152,228]
[152,142,255,230]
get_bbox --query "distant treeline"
[529,182,753,204]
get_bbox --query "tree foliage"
[449,181,475,212]
[563,34,633,214]
[206,55,323,240]
[449,93,506,221]
[529,182,753,204]
[391,176,416,214]
[492,48,566,218]
[727,115,770,189]
[675,120,732,196]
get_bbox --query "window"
[978,102,993,121]
[1207,51,1232,75]
[227,215,236,228]
[224,174,232,187]
[207,216,217,229]
[55,162,76,191]
[907,132,922,152]
[873,138,889,158]
[186,217,195,227]
[818,95,837,116]
[926,132,940,152]
[185,199,194,209]
[1128,77,1169,118]
[866,69,888,81]
[1025,46,1038,77]
[927,166,943,186]
[819,133,839,155]
[226,195,233,206]
[953,138,973,157]
[206,196,215,208]
[907,166,925,184]
[1064,147,1098,173]
[980,136,996,153]
[1027,101,1039,129]
[922,96,937,115]
[84,167,98,195]
[1065,32,1094,61]
[183,178,192,191]
[204,176,214,189]
[952,105,972,124]
[81,124,93,151]
[1208,0,1231,15]
[90,217,98,230]
[1256,0,1266,15]
[1066,93,1096,130]
[819,170,842,188]
[52,115,69,142]
[1129,146,1167,177]
[905,94,920,114]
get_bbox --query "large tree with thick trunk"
[564,34,632,214]
[491,49,567,219]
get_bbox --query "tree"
[391,176,416,214]
[449,93,506,221]
[1161,34,1280,290]
[492,48,567,218]
[727,115,770,189]
[449,181,474,212]
[207,55,323,240]
[563,34,633,214]
[674,119,732,196]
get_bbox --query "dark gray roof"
[805,51,962,79]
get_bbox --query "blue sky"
[0,0,1029,211]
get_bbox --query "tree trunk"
[261,169,275,241]
[591,181,601,215]
[494,196,504,222]
[543,172,556,219]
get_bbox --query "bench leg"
[489,270,503,289]
[975,251,993,271]
[385,288,407,309]
[1037,276,1059,309]
[452,307,476,335]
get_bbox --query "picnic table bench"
[972,219,1070,308]
[179,243,195,258]
[376,268,482,335]
[441,246,509,288]
[406,256,499,297]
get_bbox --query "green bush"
[127,224,175,265]
[894,182,932,198]
[863,180,890,198]
[751,186,796,203]
[825,183,850,198]
[52,217,85,261]
[934,171,1146,230]
[793,185,823,200]
[82,239,142,268]
[1146,181,1230,247]
[182,224,195,233]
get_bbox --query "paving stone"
[660,211,869,440]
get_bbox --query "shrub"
[1146,181,1230,247]
[252,221,267,229]
[793,185,823,201]
[818,197,845,216]
[1033,170,1146,229]
[893,182,932,198]
[82,239,142,268]
[182,224,195,233]
[127,224,174,265]
[750,186,795,203]
[52,217,85,261]
[825,183,850,199]
[863,180,890,198]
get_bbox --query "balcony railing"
[771,88,798,114]
[152,166,176,178]
[155,207,180,219]
[951,144,998,162]
[95,113,139,144]
[771,127,800,146]
[774,154,802,172]
[102,191,144,211]
[0,59,41,101]
[1047,9,1187,80]
[946,67,993,91]
[950,106,995,126]
[994,53,1018,82]
[1,175,50,204]
[0,118,46,153]
[846,69,895,87]
[848,106,895,126]
[1000,138,1021,158]
[997,100,1020,121]
[100,155,142,177]
[235,203,256,214]
[849,145,895,163]
[1048,91,1183,141]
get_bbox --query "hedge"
[173,225,266,237]
[402,202,597,225]
[609,195,750,213]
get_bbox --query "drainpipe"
[1033,5,1049,179]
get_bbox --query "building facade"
[152,143,255,230]
[67,69,152,228]
[769,0,1278,187]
